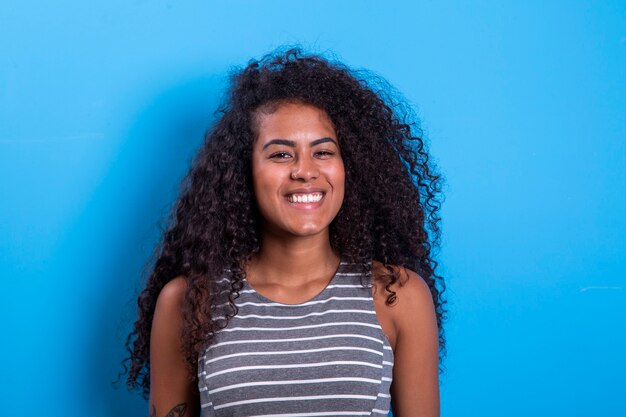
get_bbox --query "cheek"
[335,161,346,186]
[332,162,346,202]
[251,159,265,202]
[251,165,282,208]
[252,174,269,204]
[251,155,268,191]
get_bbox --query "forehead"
[254,102,336,141]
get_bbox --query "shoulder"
[152,276,188,333]
[371,261,434,310]
[150,276,190,372]
[156,276,188,308]
[150,277,201,413]
[371,261,437,346]
[372,262,440,414]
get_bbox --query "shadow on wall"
[56,74,224,416]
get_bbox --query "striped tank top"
[197,259,394,416]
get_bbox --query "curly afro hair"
[122,48,446,397]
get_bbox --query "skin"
[245,102,345,300]
[149,278,198,417]
[149,102,439,416]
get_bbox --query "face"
[251,102,345,239]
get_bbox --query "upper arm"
[389,268,440,417]
[150,276,200,417]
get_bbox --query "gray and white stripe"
[198,260,394,417]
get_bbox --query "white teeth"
[288,193,323,203]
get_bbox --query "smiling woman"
[122,48,446,417]
[252,103,345,239]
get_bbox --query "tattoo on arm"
[165,403,187,417]
[150,403,187,417]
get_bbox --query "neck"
[247,230,340,286]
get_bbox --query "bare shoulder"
[372,262,440,415]
[150,276,200,416]
[371,261,434,312]
[371,261,436,352]
[151,276,188,351]
[155,276,188,312]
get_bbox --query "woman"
[124,49,446,417]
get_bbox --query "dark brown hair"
[122,48,446,397]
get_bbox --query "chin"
[287,223,329,237]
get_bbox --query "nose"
[290,155,319,181]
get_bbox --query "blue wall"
[1,1,624,416]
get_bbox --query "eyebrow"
[262,137,337,150]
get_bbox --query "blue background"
[1,1,624,416]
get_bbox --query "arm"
[149,277,200,417]
[389,268,440,417]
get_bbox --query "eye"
[269,151,292,160]
[315,149,336,159]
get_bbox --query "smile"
[286,192,324,203]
